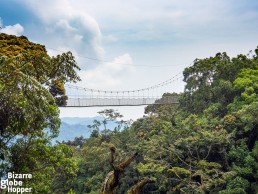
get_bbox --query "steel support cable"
[65,72,183,95]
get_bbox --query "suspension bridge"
[63,73,182,107]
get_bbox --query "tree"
[176,47,258,193]
[0,55,60,142]
[100,147,138,194]
[145,93,179,122]
[9,138,78,193]
[0,34,80,192]
[0,33,81,106]
[87,109,132,142]
[180,51,257,114]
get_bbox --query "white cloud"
[55,19,77,32]
[103,35,118,43]
[105,54,133,73]
[0,23,24,35]
[77,53,134,89]
[23,0,105,64]
[68,0,226,27]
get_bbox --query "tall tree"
[0,34,80,192]
[0,33,81,106]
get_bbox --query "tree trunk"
[100,147,138,194]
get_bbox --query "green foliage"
[0,34,79,193]
[71,139,113,193]
[219,176,249,194]
[180,50,257,115]
[0,55,60,136]
[0,33,81,106]
[0,33,47,57]
[8,138,78,193]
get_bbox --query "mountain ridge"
[53,116,117,142]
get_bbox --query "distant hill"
[53,117,117,143]
[61,116,103,125]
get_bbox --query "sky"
[1,0,258,119]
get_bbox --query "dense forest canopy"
[0,34,257,193]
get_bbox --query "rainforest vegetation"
[0,33,257,193]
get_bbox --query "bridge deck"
[64,97,179,107]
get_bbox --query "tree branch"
[100,147,138,194]
[127,178,154,194]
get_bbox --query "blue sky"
[1,0,258,119]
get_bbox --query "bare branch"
[100,147,138,194]
[127,178,154,194]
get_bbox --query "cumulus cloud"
[77,53,134,89]
[103,35,118,43]
[23,0,105,67]
[105,54,133,73]
[0,23,24,35]
[55,19,77,32]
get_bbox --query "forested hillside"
[0,33,257,193]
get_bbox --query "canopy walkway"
[63,73,182,107]
[65,96,179,107]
